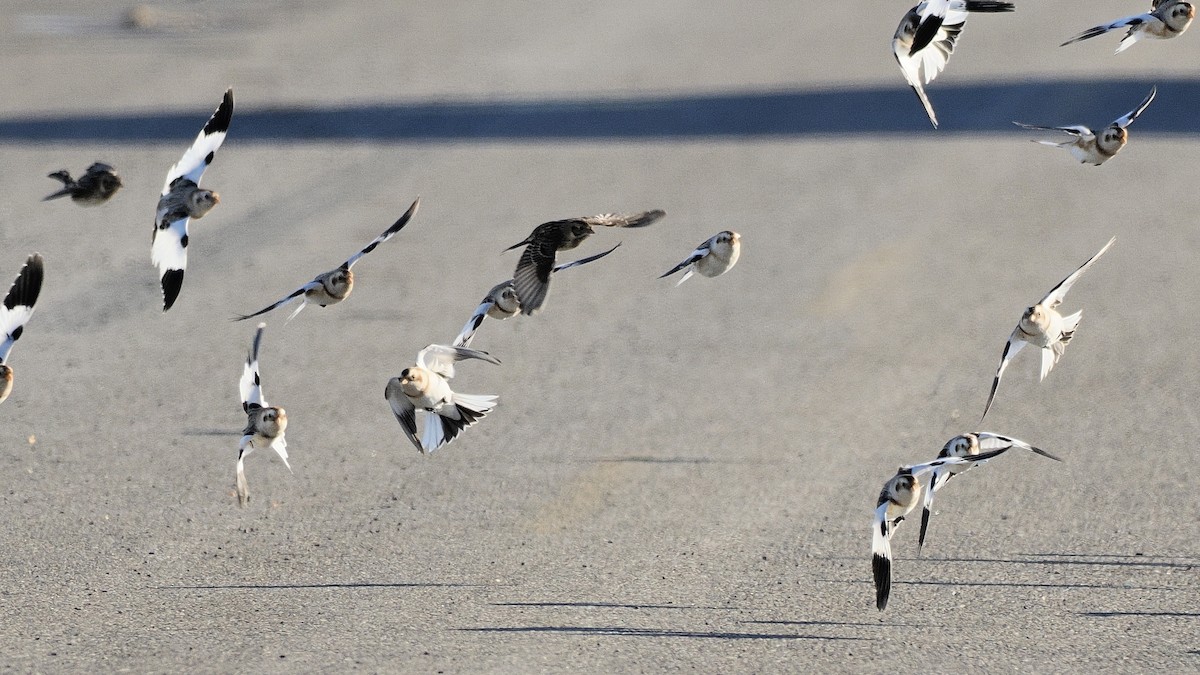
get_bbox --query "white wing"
[872,502,893,610]
[981,329,1025,421]
[151,216,189,312]
[451,299,495,349]
[342,197,420,270]
[385,378,423,453]
[234,281,318,322]
[162,88,234,193]
[976,432,1062,461]
[1061,13,1157,48]
[1114,87,1156,128]
[416,344,501,380]
[1040,236,1116,309]
[659,238,712,283]
[0,253,44,363]
[240,323,268,412]
[1013,122,1096,141]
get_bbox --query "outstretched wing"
[384,378,423,453]
[162,88,234,193]
[342,197,420,270]
[553,242,621,273]
[240,323,268,412]
[976,432,1063,461]
[416,344,501,380]
[660,237,712,283]
[1060,13,1154,47]
[451,297,497,349]
[0,253,44,363]
[981,328,1025,422]
[1114,87,1156,129]
[233,282,318,322]
[1039,236,1116,308]
[580,210,665,229]
[1012,122,1095,140]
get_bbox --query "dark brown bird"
[505,209,664,314]
[43,163,123,205]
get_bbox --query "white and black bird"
[982,237,1116,421]
[152,88,233,312]
[505,209,664,314]
[872,448,1009,611]
[0,254,44,406]
[917,432,1061,553]
[1061,0,1194,53]
[234,198,420,322]
[893,0,1016,128]
[451,244,620,348]
[659,230,741,285]
[43,163,123,205]
[1014,87,1156,166]
[237,323,290,507]
[385,344,501,454]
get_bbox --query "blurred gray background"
[0,1,1195,671]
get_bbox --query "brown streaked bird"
[451,244,620,348]
[234,197,420,322]
[152,88,233,312]
[872,449,1008,610]
[1061,0,1194,52]
[385,344,501,454]
[236,323,290,507]
[43,163,123,205]
[0,253,45,406]
[1014,87,1156,166]
[981,236,1116,421]
[505,209,664,314]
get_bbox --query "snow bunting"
[893,0,1016,128]
[43,163,122,205]
[981,236,1116,421]
[152,88,233,312]
[1061,0,1194,52]
[384,344,501,454]
[659,230,741,286]
[1014,87,1156,166]
[506,209,664,314]
[917,432,1061,553]
[872,449,1008,610]
[0,254,44,406]
[236,323,290,506]
[451,244,620,348]
[234,197,420,322]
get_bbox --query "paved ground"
[0,1,1196,672]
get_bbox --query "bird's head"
[189,189,221,218]
[1021,304,1049,331]
[940,434,977,458]
[399,367,427,395]
[1101,126,1127,148]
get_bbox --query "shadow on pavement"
[2,78,1194,142]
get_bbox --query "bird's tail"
[42,171,75,201]
[236,457,250,507]
[453,392,499,422]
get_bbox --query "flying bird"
[234,198,420,322]
[872,448,1009,610]
[451,244,620,348]
[237,323,290,506]
[981,236,1116,421]
[1014,87,1156,165]
[659,230,741,286]
[505,209,664,314]
[0,254,44,406]
[1061,0,1194,52]
[893,0,1016,128]
[385,344,501,454]
[917,432,1061,553]
[43,163,123,205]
[152,88,234,312]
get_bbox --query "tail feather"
[872,505,893,611]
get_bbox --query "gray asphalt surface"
[0,1,1197,672]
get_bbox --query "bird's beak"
[211,192,222,204]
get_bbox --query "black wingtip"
[1030,446,1064,462]
[161,269,184,312]
[203,88,235,136]
[908,15,943,55]
[873,554,892,611]
[918,507,932,556]
[4,253,44,311]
